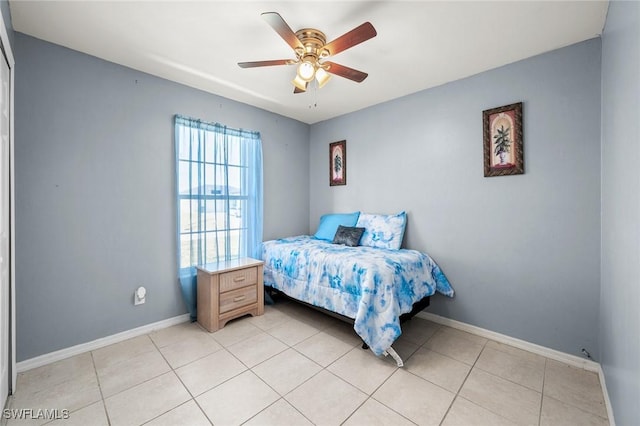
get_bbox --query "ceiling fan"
[238,12,377,93]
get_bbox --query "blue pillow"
[314,212,360,241]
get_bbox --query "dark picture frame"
[329,140,347,186]
[483,102,524,177]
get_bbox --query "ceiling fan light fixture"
[292,74,308,91]
[315,67,331,88]
[297,60,316,82]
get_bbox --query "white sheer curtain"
[174,115,263,320]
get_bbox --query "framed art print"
[483,102,524,177]
[330,140,346,186]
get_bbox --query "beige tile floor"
[4,300,610,426]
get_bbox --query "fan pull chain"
[308,80,318,109]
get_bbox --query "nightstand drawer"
[219,285,257,314]
[219,266,258,293]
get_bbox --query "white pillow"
[356,211,407,250]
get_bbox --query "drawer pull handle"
[233,276,246,282]
[233,295,247,302]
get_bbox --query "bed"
[261,216,454,366]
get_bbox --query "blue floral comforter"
[261,236,454,356]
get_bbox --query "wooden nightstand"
[196,258,264,332]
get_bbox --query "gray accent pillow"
[332,225,365,247]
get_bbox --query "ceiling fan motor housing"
[295,28,330,61]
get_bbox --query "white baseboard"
[16,314,191,373]
[597,364,616,426]
[417,312,615,424]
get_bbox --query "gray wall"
[309,39,602,358]
[600,1,640,424]
[14,33,310,361]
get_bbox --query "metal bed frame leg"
[383,346,404,367]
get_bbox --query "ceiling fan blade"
[324,61,368,82]
[323,22,377,56]
[261,12,304,51]
[238,59,291,68]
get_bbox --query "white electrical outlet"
[134,286,146,305]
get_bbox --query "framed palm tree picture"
[329,140,347,186]
[483,102,524,177]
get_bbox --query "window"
[175,115,263,319]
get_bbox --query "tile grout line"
[249,313,371,425]
[265,326,321,348]
[237,320,324,426]
[351,396,420,426]
[146,331,213,425]
[9,355,108,426]
[190,318,317,425]
[538,357,547,426]
[240,395,313,426]
[469,346,543,425]
[337,324,430,423]
[357,381,419,426]
[194,312,431,425]
[439,395,461,426]
[90,333,178,425]
[471,360,547,393]
[206,320,263,348]
[278,366,326,421]
[190,398,214,426]
[434,334,528,425]
[138,400,209,426]
[90,350,112,426]
[157,311,324,425]
[308,368,369,425]
[361,329,435,426]
[120,336,191,425]
[542,394,610,422]
[105,331,213,425]
[176,346,256,425]
[158,325,230,369]
[437,334,488,425]
[540,361,611,423]
[426,323,560,424]
[178,346,249,397]
[543,359,611,422]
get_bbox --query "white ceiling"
[9,1,608,124]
